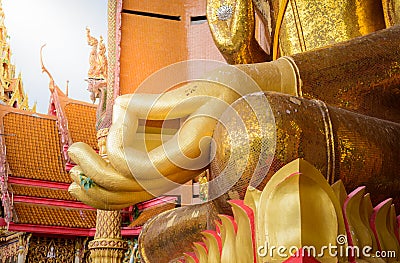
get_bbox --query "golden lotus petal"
[219,214,237,263]
[229,200,255,263]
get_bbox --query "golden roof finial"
[86,27,107,80]
[32,101,37,112]
[98,35,107,79]
[40,44,56,93]
[65,80,69,97]
[86,27,98,79]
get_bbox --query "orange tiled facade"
[64,103,98,151]
[119,0,224,95]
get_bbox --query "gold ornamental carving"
[86,27,107,80]
[88,235,128,263]
[26,236,76,263]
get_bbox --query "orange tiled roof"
[64,103,98,150]
[10,184,77,201]
[2,112,69,183]
[0,101,98,233]
[129,202,176,227]
[13,202,96,228]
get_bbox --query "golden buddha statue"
[68,0,400,261]
[207,0,400,63]
[68,24,400,211]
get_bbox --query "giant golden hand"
[68,58,298,210]
[207,0,270,64]
[69,25,400,210]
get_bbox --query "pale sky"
[2,0,108,113]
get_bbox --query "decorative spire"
[86,27,107,80]
[85,27,108,129]
[86,27,98,79]
[97,35,108,80]
[0,1,34,111]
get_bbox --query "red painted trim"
[65,162,75,172]
[8,176,70,189]
[8,223,142,237]
[121,226,142,236]
[0,122,13,226]
[370,199,392,251]
[13,196,96,210]
[8,222,97,236]
[113,0,123,99]
[136,196,178,210]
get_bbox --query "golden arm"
[207,0,270,64]
[68,59,297,210]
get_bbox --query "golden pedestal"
[89,129,128,263]
[88,210,128,263]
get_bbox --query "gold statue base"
[88,238,128,263]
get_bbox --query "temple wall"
[119,0,224,95]
[25,236,89,263]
